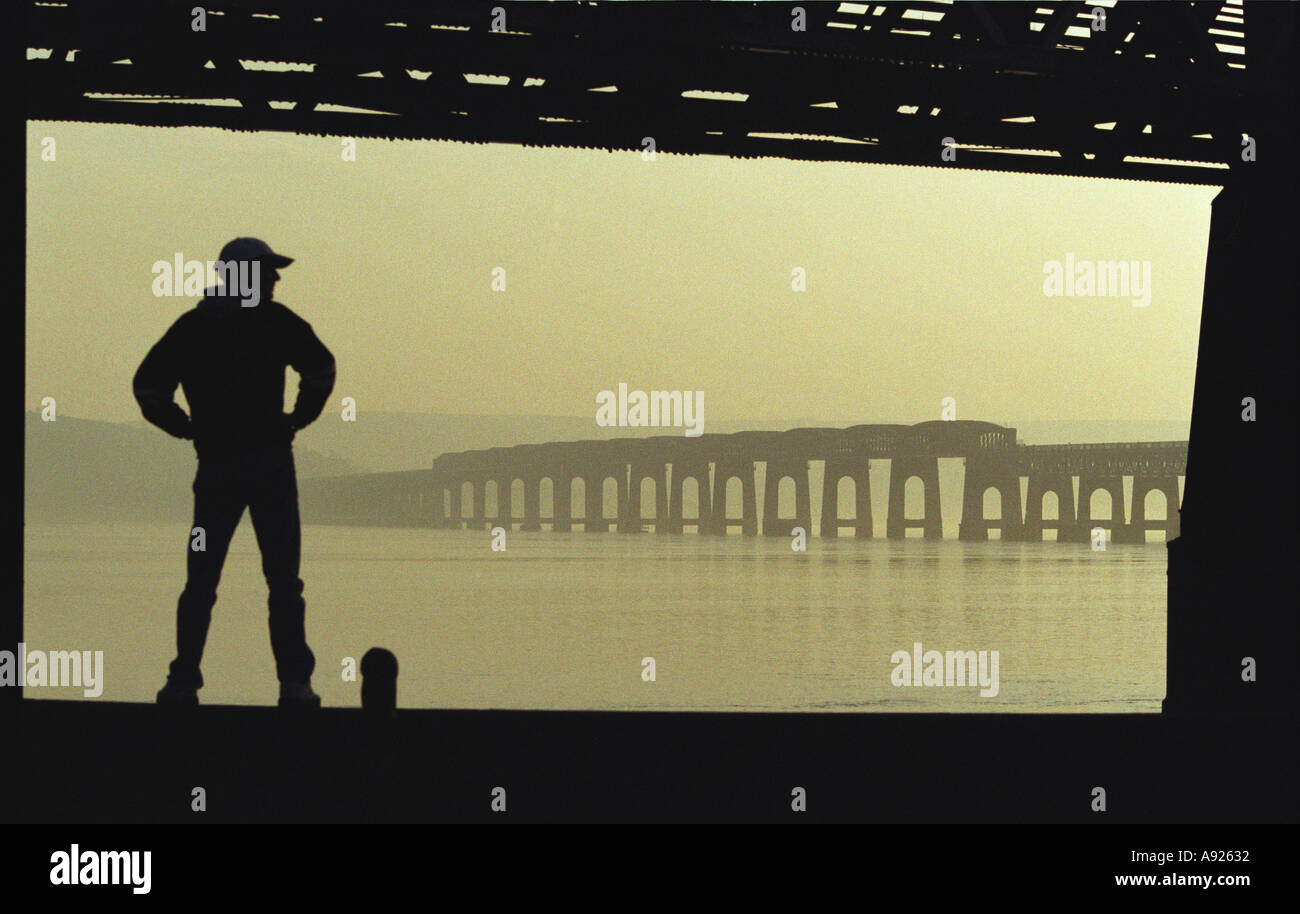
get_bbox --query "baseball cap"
[218,237,293,268]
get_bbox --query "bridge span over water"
[428,421,1186,544]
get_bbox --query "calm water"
[22,523,1167,712]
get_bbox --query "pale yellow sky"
[26,122,1220,426]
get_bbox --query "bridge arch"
[777,476,797,519]
[983,486,1002,521]
[601,476,620,520]
[903,476,926,521]
[460,480,475,522]
[681,476,700,513]
[820,462,871,539]
[1131,475,1182,542]
[837,476,856,518]
[681,473,702,530]
[711,464,757,535]
[957,456,1024,540]
[1143,488,1167,521]
[640,476,657,520]
[1089,488,1113,522]
[539,477,554,518]
[886,456,942,539]
[570,477,585,523]
[511,478,525,522]
[725,477,745,517]
[1041,491,1059,540]
[668,463,711,534]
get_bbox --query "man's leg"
[247,446,316,684]
[168,457,247,690]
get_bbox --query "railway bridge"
[428,421,1186,544]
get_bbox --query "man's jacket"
[133,290,336,458]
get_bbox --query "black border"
[7,0,1297,846]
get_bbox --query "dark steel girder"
[25,1,1293,184]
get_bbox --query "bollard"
[360,647,398,714]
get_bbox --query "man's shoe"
[279,680,321,709]
[156,681,199,707]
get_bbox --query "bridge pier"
[1109,523,1145,545]
[582,475,603,532]
[582,474,605,533]
[467,477,487,530]
[762,460,811,537]
[711,460,757,536]
[1056,523,1088,543]
[820,459,872,538]
[667,463,711,534]
[886,456,941,540]
[553,475,575,531]
[959,459,1024,541]
[438,482,454,529]
[521,476,542,531]
[446,479,465,529]
[490,477,513,531]
[431,478,450,528]
[447,480,461,529]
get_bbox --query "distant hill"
[266,411,882,472]
[153,411,1193,475]
[25,412,364,522]
[119,411,878,476]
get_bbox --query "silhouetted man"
[134,237,335,708]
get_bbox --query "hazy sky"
[27,122,1220,427]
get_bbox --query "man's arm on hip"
[132,323,193,440]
